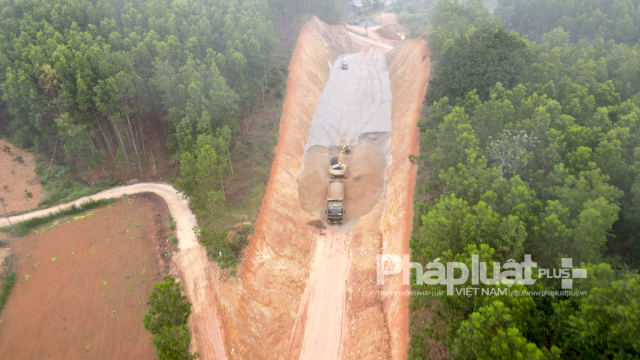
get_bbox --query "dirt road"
[287,230,350,359]
[0,183,227,360]
[207,16,429,359]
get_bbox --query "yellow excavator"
[329,145,350,178]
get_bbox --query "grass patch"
[35,163,105,209]
[0,199,115,236]
[198,225,252,269]
[0,271,17,314]
[168,214,176,231]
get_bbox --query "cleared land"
[0,139,43,214]
[214,16,430,360]
[0,183,228,360]
[299,50,392,229]
[0,194,169,359]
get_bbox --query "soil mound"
[376,24,407,41]
[298,138,387,226]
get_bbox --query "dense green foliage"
[143,275,196,360]
[425,24,530,103]
[0,0,342,267]
[410,1,640,359]
[0,271,17,315]
[0,198,114,236]
[0,0,279,173]
[270,0,343,25]
[497,0,640,44]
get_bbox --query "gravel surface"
[302,51,392,155]
[299,50,393,229]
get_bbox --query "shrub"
[0,271,17,314]
[142,275,197,360]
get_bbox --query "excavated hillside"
[214,16,430,359]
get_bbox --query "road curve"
[0,183,227,360]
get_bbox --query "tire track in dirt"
[0,183,227,360]
[289,230,350,360]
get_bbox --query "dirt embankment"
[380,38,431,360]
[0,139,43,213]
[215,16,430,360]
[211,17,358,358]
[376,24,408,41]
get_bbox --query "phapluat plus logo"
[377,254,587,295]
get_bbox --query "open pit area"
[298,49,392,229]
[213,16,430,360]
[0,194,171,359]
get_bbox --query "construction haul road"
[299,51,392,230]
[214,16,431,360]
[1,15,430,360]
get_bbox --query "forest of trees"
[0,0,343,261]
[408,0,640,358]
[0,0,280,172]
[497,0,640,44]
[0,0,341,177]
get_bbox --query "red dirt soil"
[214,17,350,358]
[381,38,431,360]
[0,194,171,360]
[213,16,430,360]
[0,139,43,214]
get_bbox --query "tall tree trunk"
[124,103,143,174]
[227,146,234,176]
[220,178,225,202]
[111,118,131,171]
[136,113,146,155]
[93,110,115,162]
[46,135,59,177]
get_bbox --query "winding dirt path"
[0,183,227,360]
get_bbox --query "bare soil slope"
[215,16,430,360]
[0,139,43,213]
[213,17,357,358]
[0,194,168,359]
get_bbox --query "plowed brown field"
[0,194,172,359]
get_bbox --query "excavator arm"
[329,145,350,177]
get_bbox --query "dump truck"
[329,145,350,177]
[325,180,345,224]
